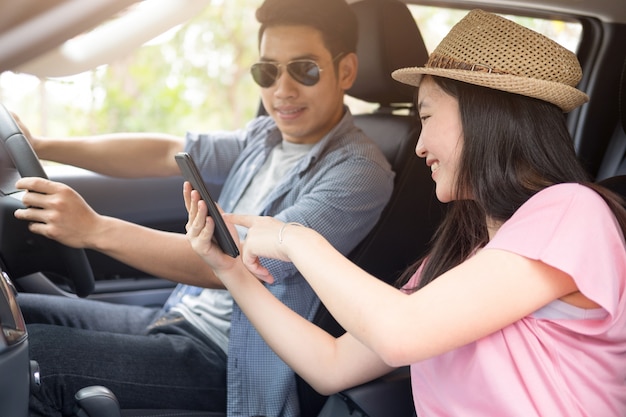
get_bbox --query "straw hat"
[392,9,589,112]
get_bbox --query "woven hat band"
[427,53,510,75]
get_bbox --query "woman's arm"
[230,214,580,367]
[217,263,394,394]
[184,186,394,394]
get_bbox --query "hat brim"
[391,67,589,113]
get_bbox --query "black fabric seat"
[597,58,626,198]
[308,0,438,343]
[595,57,626,181]
[298,0,440,416]
[347,0,440,284]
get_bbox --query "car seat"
[299,0,439,416]
[597,57,626,196]
[75,0,440,416]
[346,0,440,286]
[594,56,626,181]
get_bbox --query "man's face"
[257,25,355,144]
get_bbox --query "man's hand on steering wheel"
[14,177,103,250]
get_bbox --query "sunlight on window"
[408,6,582,53]
[345,7,582,116]
[0,3,582,139]
[0,0,262,138]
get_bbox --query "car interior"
[298,1,442,415]
[1,0,442,415]
[1,0,625,416]
[0,105,96,299]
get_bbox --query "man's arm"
[14,177,224,288]
[91,216,224,288]
[13,113,184,178]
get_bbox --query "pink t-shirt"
[408,183,626,416]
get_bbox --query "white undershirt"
[233,140,314,217]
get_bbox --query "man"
[14,0,394,416]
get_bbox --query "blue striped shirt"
[176,109,393,416]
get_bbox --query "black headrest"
[347,0,429,106]
[619,59,626,133]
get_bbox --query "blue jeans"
[18,293,227,417]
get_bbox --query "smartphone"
[175,152,239,258]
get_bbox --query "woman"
[185,10,626,416]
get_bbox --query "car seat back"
[595,57,626,180]
[597,58,626,200]
[118,1,440,416]
[298,1,442,415]
[346,0,441,285]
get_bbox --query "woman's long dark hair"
[398,76,626,291]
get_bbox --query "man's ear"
[338,52,358,90]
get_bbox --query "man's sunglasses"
[250,54,344,88]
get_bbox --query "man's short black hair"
[256,0,358,57]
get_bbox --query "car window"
[0,2,582,146]
[0,0,263,140]
[346,5,583,113]
[408,6,582,53]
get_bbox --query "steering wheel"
[0,104,95,297]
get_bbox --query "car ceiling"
[0,0,211,77]
[0,0,138,74]
[0,0,623,77]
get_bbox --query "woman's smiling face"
[415,76,464,203]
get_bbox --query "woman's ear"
[338,52,358,90]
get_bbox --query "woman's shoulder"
[524,182,610,214]
[495,182,620,249]
[533,182,599,198]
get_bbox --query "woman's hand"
[183,182,242,274]
[227,214,308,283]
